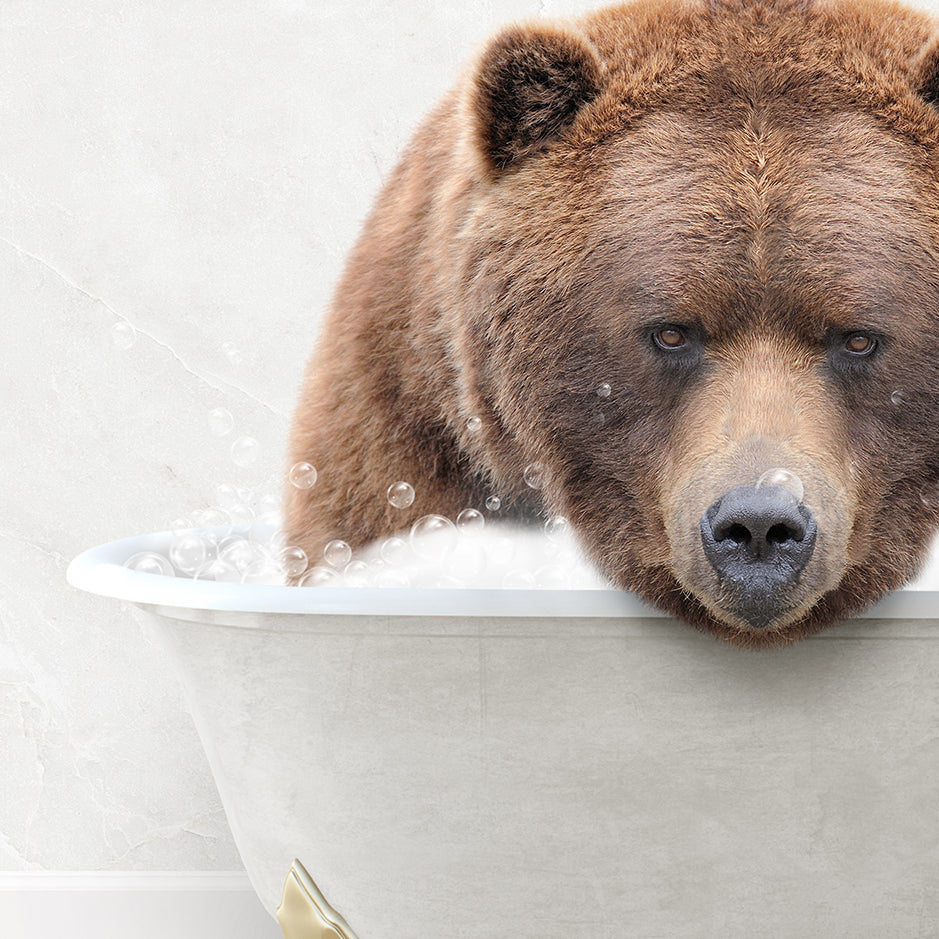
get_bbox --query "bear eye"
[653,327,687,350]
[843,332,877,356]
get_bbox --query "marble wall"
[3,0,939,876]
[0,0,609,873]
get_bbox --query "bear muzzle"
[699,485,818,629]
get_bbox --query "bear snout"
[699,485,819,629]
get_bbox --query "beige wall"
[0,0,607,873]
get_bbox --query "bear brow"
[791,279,910,338]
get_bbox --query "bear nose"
[699,485,818,629]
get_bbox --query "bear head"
[287,0,939,647]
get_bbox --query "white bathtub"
[68,529,939,938]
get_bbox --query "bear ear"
[468,24,605,177]
[912,34,939,109]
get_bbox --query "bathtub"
[68,528,939,938]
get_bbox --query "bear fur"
[285,0,939,647]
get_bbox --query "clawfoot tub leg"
[277,859,360,939]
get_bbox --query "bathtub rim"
[66,527,939,622]
[66,528,661,618]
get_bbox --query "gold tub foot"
[277,859,359,939]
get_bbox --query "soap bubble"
[324,539,352,569]
[755,467,804,503]
[170,517,192,535]
[272,528,290,552]
[545,516,571,542]
[299,565,340,587]
[890,389,905,407]
[410,514,458,559]
[596,382,612,398]
[190,507,232,541]
[207,408,234,437]
[279,545,308,578]
[241,558,284,585]
[524,462,545,489]
[214,483,258,517]
[466,416,482,433]
[124,551,174,577]
[216,534,244,553]
[219,536,263,572]
[485,495,502,512]
[111,321,137,350]
[380,536,410,565]
[456,507,485,532]
[386,481,415,509]
[342,560,371,587]
[169,533,208,574]
[231,435,260,467]
[289,462,317,490]
[221,341,242,365]
[193,558,240,583]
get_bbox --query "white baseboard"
[0,871,282,939]
[0,871,255,891]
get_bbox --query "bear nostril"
[715,520,798,547]
[766,522,795,544]
[721,523,751,545]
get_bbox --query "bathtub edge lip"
[66,530,939,622]
[65,529,664,618]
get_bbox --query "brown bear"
[285,0,939,647]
